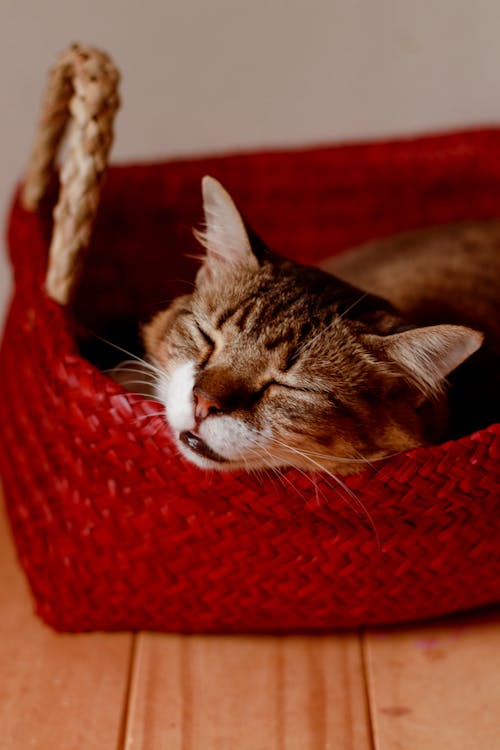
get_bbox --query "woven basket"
[1,45,499,633]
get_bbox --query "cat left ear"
[367,324,483,398]
[194,176,259,278]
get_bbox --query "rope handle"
[21,44,121,305]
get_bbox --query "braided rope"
[22,44,120,305]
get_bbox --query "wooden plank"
[124,630,372,750]
[0,498,133,750]
[364,612,500,750]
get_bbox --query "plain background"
[1,0,500,327]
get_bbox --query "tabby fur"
[140,177,499,474]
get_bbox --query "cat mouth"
[179,430,228,463]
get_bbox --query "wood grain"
[3,474,500,750]
[364,612,500,750]
[0,503,133,750]
[124,631,372,750]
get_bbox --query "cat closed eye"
[195,324,215,348]
[256,380,314,399]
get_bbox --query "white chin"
[173,436,236,470]
[174,432,270,472]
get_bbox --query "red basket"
[1,46,499,632]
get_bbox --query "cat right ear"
[194,176,259,282]
[367,324,483,399]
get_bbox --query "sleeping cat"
[131,176,500,475]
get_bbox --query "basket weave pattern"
[1,129,500,632]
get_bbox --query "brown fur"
[324,220,500,437]
[141,178,499,475]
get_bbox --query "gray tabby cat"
[125,177,499,475]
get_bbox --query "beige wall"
[1,0,499,324]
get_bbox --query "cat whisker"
[338,293,368,320]
[133,411,167,422]
[351,446,390,471]
[110,371,158,386]
[258,449,309,508]
[260,433,380,548]
[117,380,159,392]
[245,458,272,487]
[109,361,161,395]
[239,443,312,511]
[266,450,325,506]
[239,433,331,513]
[261,431,375,467]
[237,446,276,487]
[105,363,161,381]
[184,252,206,264]
[106,370,159,386]
[305,463,381,551]
[89,333,164,378]
[296,447,381,466]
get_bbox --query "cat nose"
[193,386,223,421]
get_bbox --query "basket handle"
[21,44,121,305]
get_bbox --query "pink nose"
[194,387,222,421]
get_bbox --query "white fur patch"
[156,361,196,433]
[200,416,265,462]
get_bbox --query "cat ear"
[194,176,258,276]
[368,324,483,397]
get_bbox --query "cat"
[124,176,499,475]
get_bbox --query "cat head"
[142,176,482,474]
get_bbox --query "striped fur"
[141,177,496,474]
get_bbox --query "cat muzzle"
[179,430,228,463]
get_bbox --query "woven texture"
[1,128,500,632]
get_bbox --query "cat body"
[324,221,500,346]
[139,177,498,475]
[324,220,500,439]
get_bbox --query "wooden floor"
[1,502,500,750]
